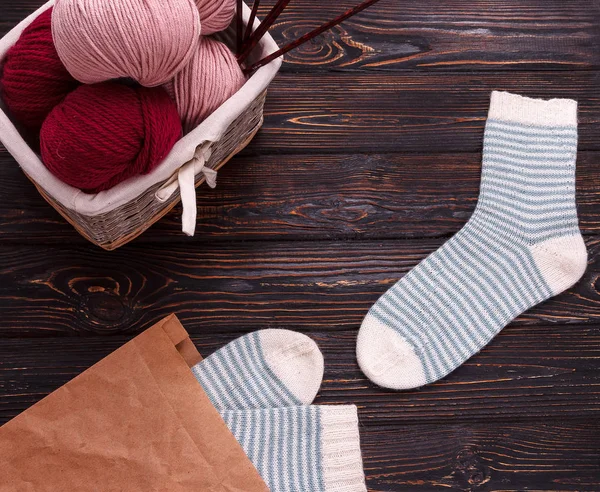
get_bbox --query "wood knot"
[80,290,133,333]
[453,446,490,490]
[277,24,356,66]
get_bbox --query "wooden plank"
[361,423,600,491]
[264,0,600,72]
[0,237,598,336]
[0,327,599,424]
[1,1,598,72]
[1,151,599,243]
[256,71,600,154]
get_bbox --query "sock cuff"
[320,405,367,492]
[488,91,577,128]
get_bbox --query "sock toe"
[259,329,324,404]
[357,313,427,390]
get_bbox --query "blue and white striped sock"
[357,91,587,390]
[192,329,324,410]
[222,405,367,492]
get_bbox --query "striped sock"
[192,329,324,410]
[222,405,367,492]
[357,91,587,390]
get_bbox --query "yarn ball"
[164,37,245,133]
[0,8,79,133]
[40,82,182,193]
[51,0,201,87]
[196,0,236,35]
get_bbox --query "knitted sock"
[222,405,367,492]
[192,329,324,410]
[357,91,587,390]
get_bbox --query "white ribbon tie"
[155,142,216,237]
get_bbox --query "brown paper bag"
[0,314,268,492]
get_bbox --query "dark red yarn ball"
[0,8,79,133]
[40,82,182,193]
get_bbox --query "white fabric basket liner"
[0,0,281,216]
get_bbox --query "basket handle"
[155,142,216,236]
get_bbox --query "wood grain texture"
[264,0,600,72]
[361,423,600,491]
[1,327,599,424]
[0,237,598,337]
[255,71,600,154]
[1,151,599,243]
[2,1,599,72]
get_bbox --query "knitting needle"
[242,0,383,74]
[237,0,291,63]
[243,0,261,44]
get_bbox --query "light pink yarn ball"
[52,0,201,87]
[196,0,236,35]
[164,37,245,133]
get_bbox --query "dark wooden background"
[1,1,600,490]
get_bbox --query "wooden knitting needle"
[242,0,383,74]
[243,0,261,44]
[237,0,291,63]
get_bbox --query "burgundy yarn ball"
[0,8,79,133]
[40,82,182,193]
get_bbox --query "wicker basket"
[0,1,281,250]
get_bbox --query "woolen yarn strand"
[164,37,245,134]
[195,0,237,35]
[52,0,201,87]
[0,8,79,133]
[40,83,182,193]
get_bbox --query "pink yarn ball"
[164,37,245,133]
[52,0,201,87]
[196,0,236,35]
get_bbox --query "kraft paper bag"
[0,314,268,492]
